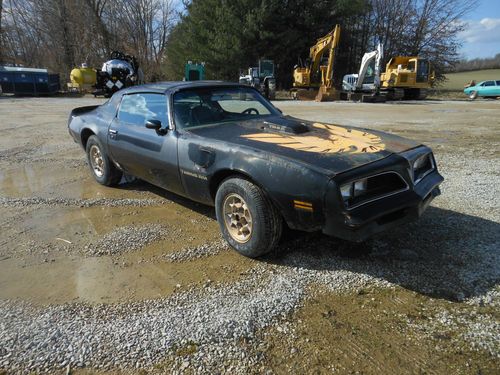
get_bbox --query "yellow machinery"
[68,65,97,93]
[292,24,341,101]
[380,56,434,99]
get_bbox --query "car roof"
[121,81,243,94]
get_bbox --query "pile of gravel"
[83,224,169,256]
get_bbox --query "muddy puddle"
[0,195,242,305]
[0,162,163,200]
[0,249,252,305]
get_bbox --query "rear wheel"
[215,177,282,258]
[86,135,122,186]
[469,91,478,100]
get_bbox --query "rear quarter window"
[118,93,167,126]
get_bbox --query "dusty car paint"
[68,81,443,242]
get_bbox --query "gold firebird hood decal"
[242,123,386,154]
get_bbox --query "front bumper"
[322,169,443,242]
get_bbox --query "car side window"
[496,81,500,86]
[483,81,495,87]
[118,93,167,126]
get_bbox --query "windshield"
[173,87,277,128]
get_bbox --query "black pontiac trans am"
[68,81,443,257]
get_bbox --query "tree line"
[164,0,476,87]
[0,0,176,81]
[1,0,476,87]
[452,54,500,72]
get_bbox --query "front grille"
[344,172,408,209]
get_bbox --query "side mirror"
[145,119,162,130]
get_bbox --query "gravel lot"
[0,96,499,374]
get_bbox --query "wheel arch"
[81,128,96,149]
[209,168,287,216]
[209,169,261,201]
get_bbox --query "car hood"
[188,115,420,174]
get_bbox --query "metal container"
[0,66,60,95]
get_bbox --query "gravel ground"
[0,257,380,373]
[0,196,170,208]
[163,239,229,262]
[0,96,499,374]
[83,224,170,257]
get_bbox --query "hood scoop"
[261,116,309,135]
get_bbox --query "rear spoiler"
[70,105,99,117]
[68,105,100,127]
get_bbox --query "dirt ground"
[0,95,499,374]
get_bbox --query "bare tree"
[1,0,175,80]
[112,0,175,80]
[370,0,478,79]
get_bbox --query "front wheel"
[86,135,122,186]
[215,177,282,258]
[469,91,478,100]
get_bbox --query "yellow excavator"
[292,24,341,101]
[380,56,435,99]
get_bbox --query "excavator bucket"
[315,85,339,102]
[293,89,318,101]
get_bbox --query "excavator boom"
[292,24,341,101]
[355,42,383,91]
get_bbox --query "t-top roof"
[122,80,243,94]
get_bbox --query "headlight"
[412,153,434,184]
[413,154,428,170]
[340,184,352,201]
[353,179,367,196]
[340,178,368,202]
[338,172,408,209]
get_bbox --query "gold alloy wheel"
[89,144,105,178]
[222,193,253,243]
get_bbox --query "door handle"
[108,129,118,135]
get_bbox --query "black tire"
[469,91,478,100]
[215,177,282,258]
[86,135,122,186]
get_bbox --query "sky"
[459,0,500,59]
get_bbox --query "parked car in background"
[464,80,500,100]
[68,82,443,258]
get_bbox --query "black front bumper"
[322,170,443,242]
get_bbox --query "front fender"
[178,137,330,231]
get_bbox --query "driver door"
[107,92,183,194]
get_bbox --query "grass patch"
[441,69,500,91]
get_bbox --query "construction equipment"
[68,63,97,93]
[185,61,205,81]
[292,24,341,101]
[380,56,434,99]
[342,42,386,102]
[94,51,144,97]
[239,59,276,100]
